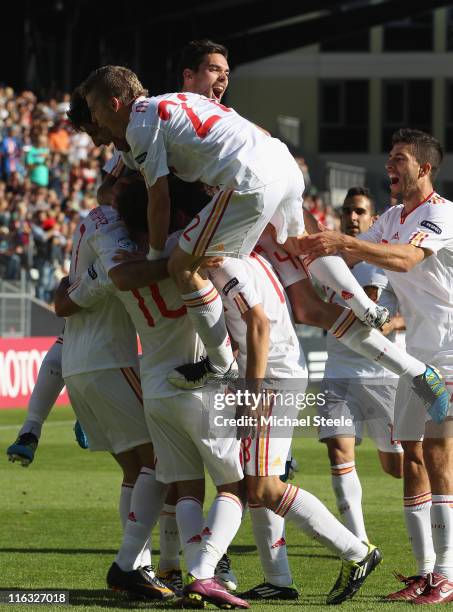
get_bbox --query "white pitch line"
[0,421,71,432]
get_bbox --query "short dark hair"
[343,186,375,214]
[391,128,443,181]
[67,87,92,131]
[116,178,207,235]
[115,180,148,233]
[83,66,148,104]
[178,39,228,79]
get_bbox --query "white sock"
[308,256,378,320]
[182,282,233,373]
[119,482,134,529]
[119,481,152,568]
[19,339,64,438]
[431,495,453,580]
[404,492,435,576]
[190,493,243,579]
[275,484,368,561]
[249,504,292,587]
[140,545,152,568]
[330,310,425,378]
[176,497,204,573]
[159,504,181,571]
[331,462,368,542]
[115,468,168,571]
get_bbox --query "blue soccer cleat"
[7,433,38,467]
[412,366,450,424]
[74,420,89,449]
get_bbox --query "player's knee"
[423,442,448,473]
[326,439,354,466]
[383,461,403,479]
[246,478,280,507]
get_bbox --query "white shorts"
[239,390,299,476]
[178,161,305,259]
[65,367,151,454]
[144,393,243,486]
[318,378,402,453]
[394,363,453,441]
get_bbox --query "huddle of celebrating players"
[7,40,453,607]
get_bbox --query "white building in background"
[227,6,453,208]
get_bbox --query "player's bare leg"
[378,450,403,479]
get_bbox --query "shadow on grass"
[229,544,336,560]
[0,548,159,555]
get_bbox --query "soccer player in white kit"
[82,65,305,390]
[54,201,174,601]
[317,188,403,543]
[66,44,238,591]
[208,250,382,605]
[59,186,250,610]
[300,129,453,604]
[6,89,131,467]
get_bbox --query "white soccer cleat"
[215,553,238,592]
[360,305,390,329]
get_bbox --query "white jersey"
[68,229,204,398]
[360,192,453,360]
[324,262,400,378]
[256,232,309,288]
[126,93,292,192]
[209,253,307,379]
[102,147,137,177]
[63,206,138,378]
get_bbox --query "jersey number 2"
[158,94,231,139]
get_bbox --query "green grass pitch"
[0,405,417,611]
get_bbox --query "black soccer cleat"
[239,581,299,600]
[168,357,238,390]
[106,561,175,600]
[326,544,382,605]
[7,433,38,467]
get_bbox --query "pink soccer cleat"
[184,577,250,609]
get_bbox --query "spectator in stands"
[26,134,50,187]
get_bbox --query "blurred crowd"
[0,87,338,304]
[0,87,111,303]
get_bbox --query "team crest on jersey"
[223,278,239,295]
[420,220,442,234]
[390,232,400,241]
[118,237,137,251]
[341,290,354,300]
[88,265,98,280]
[135,151,147,165]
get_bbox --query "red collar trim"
[400,191,435,224]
